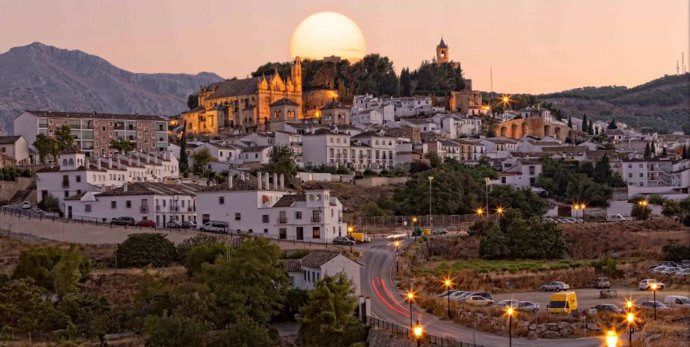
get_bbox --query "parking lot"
[492,287,689,312]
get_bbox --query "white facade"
[351,94,395,123]
[391,96,433,117]
[295,251,362,295]
[239,146,272,165]
[490,159,542,188]
[351,109,384,126]
[0,136,30,165]
[63,182,198,226]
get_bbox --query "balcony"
[156,205,161,212]
[140,206,149,213]
[278,217,287,224]
[311,217,321,223]
[62,181,70,188]
[170,206,180,212]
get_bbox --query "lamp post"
[650,283,658,320]
[413,320,424,347]
[406,291,415,331]
[495,207,505,222]
[443,277,453,319]
[605,330,619,347]
[626,312,635,347]
[475,207,484,219]
[505,306,515,347]
[484,177,490,219]
[394,240,401,273]
[411,217,417,239]
[428,176,434,228]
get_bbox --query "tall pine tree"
[644,143,651,159]
[179,122,190,176]
[582,114,588,133]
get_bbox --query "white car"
[466,295,494,306]
[663,295,690,307]
[639,279,665,290]
[21,201,31,209]
[676,268,690,276]
[651,266,670,274]
[606,214,631,222]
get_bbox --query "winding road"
[360,240,603,347]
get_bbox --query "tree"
[184,241,227,275]
[631,203,651,220]
[192,148,212,177]
[116,233,176,268]
[52,246,90,300]
[644,143,651,159]
[662,147,668,157]
[477,211,565,259]
[0,278,70,335]
[582,114,588,133]
[38,193,61,213]
[34,134,59,164]
[12,246,90,292]
[209,319,276,347]
[264,145,297,185]
[179,128,190,176]
[187,94,199,109]
[650,141,656,157]
[607,118,618,129]
[54,125,75,152]
[400,67,412,97]
[143,313,211,347]
[298,273,361,347]
[567,117,573,128]
[488,186,547,218]
[479,222,509,259]
[110,138,136,154]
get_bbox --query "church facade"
[183,57,303,134]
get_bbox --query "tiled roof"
[96,182,203,197]
[270,98,299,107]
[282,259,302,273]
[199,178,259,192]
[301,250,341,268]
[24,110,166,121]
[321,100,345,110]
[273,194,306,207]
[0,136,22,145]
[242,146,270,152]
[206,78,260,99]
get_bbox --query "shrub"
[592,257,623,278]
[662,244,690,262]
[116,234,176,268]
[38,194,61,213]
[176,234,218,262]
[184,242,227,275]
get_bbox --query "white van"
[606,214,631,222]
[663,295,690,307]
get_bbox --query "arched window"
[62,159,68,166]
[69,159,74,166]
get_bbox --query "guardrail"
[368,316,486,347]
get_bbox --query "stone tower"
[436,38,449,63]
[291,56,302,92]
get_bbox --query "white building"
[0,135,31,165]
[350,109,384,126]
[351,94,394,123]
[351,131,397,170]
[391,96,433,117]
[239,146,272,166]
[195,173,346,243]
[619,159,690,199]
[63,182,199,226]
[302,129,351,168]
[490,158,542,188]
[286,250,362,295]
[479,137,519,159]
[37,148,179,207]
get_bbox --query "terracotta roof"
[24,110,166,121]
[301,250,341,268]
[206,78,260,100]
[200,177,259,192]
[321,100,345,110]
[282,259,302,273]
[0,136,22,145]
[242,146,270,152]
[273,194,306,207]
[270,98,299,107]
[96,182,203,197]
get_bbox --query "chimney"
[273,173,278,190]
[264,173,270,190]
[257,172,262,190]
[108,157,112,168]
[280,174,285,190]
[117,157,121,169]
[228,174,233,188]
[128,156,132,166]
[97,158,101,170]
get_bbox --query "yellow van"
[547,291,578,314]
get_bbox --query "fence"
[345,214,477,228]
[369,317,486,347]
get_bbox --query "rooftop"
[24,110,166,121]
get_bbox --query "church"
[435,38,484,116]
[183,57,303,134]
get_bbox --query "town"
[0,2,689,347]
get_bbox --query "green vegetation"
[421,259,593,274]
[631,203,652,220]
[192,147,212,177]
[33,133,59,164]
[661,197,690,226]
[109,138,136,154]
[116,233,177,268]
[264,145,298,185]
[662,244,690,263]
[179,129,190,176]
[0,166,31,181]
[37,193,61,213]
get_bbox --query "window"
[262,214,269,223]
[76,175,81,182]
[111,201,117,209]
[64,191,69,198]
[312,227,321,239]
[219,196,225,205]
[279,228,287,239]
[235,213,241,221]
[264,228,268,233]
[295,211,302,219]
[85,204,92,212]
[126,200,132,208]
[279,211,287,223]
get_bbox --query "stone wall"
[453,310,599,340]
[367,329,413,347]
[0,177,33,201]
[354,176,409,187]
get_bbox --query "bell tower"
[436,38,449,63]
[291,56,302,92]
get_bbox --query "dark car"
[589,304,623,314]
[136,219,156,228]
[333,236,356,246]
[181,221,196,229]
[166,220,182,228]
[111,216,135,226]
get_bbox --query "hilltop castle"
[434,38,483,115]
[183,57,303,134]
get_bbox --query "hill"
[538,74,690,133]
[0,42,223,133]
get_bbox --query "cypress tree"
[568,117,573,128]
[662,147,668,157]
[179,122,189,176]
[644,143,651,159]
[582,114,588,133]
[650,141,656,157]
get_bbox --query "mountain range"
[0,42,223,134]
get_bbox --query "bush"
[176,234,218,262]
[116,234,176,268]
[592,257,623,278]
[662,244,690,262]
[38,194,61,213]
[184,242,227,275]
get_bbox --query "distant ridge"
[0,42,223,133]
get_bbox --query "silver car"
[541,281,570,292]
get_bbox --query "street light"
[605,330,619,347]
[442,276,453,319]
[394,240,401,272]
[413,320,424,347]
[406,290,415,331]
[650,282,658,320]
[626,312,635,347]
[495,207,505,222]
[475,207,485,218]
[428,176,434,227]
[625,299,634,312]
[638,199,648,207]
[505,306,516,347]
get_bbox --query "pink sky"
[0,0,687,93]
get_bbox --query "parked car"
[166,220,182,228]
[595,277,611,289]
[438,290,458,298]
[517,301,541,314]
[471,292,493,300]
[541,281,570,292]
[21,201,31,209]
[449,291,474,302]
[663,295,690,307]
[199,221,228,233]
[640,301,669,310]
[136,219,156,228]
[676,268,690,276]
[466,295,494,306]
[333,236,356,246]
[110,216,135,226]
[639,279,665,291]
[606,214,631,222]
[495,299,520,309]
[181,221,196,229]
[651,266,678,275]
[589,304,623,315]
[547,292,578,314]
[432,229,448,235]
[658,261,679,268]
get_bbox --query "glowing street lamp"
[626,312,636,346]
[442,277,453,319]
[625,299,634,312]
[638,199,649,207]
[428,176,434,227]
[495,207,505,222]
[605,330,619,347]
[650,282,658,320]
[413,320,424,347]
[475,207,485,218]
[406,290,416,331]
[504,306,516,347]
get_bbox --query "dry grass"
[84,266,187,306]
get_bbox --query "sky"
[0,0,688,94]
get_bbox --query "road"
[360,239,602,347]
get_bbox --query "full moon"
[290,11,366,61]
